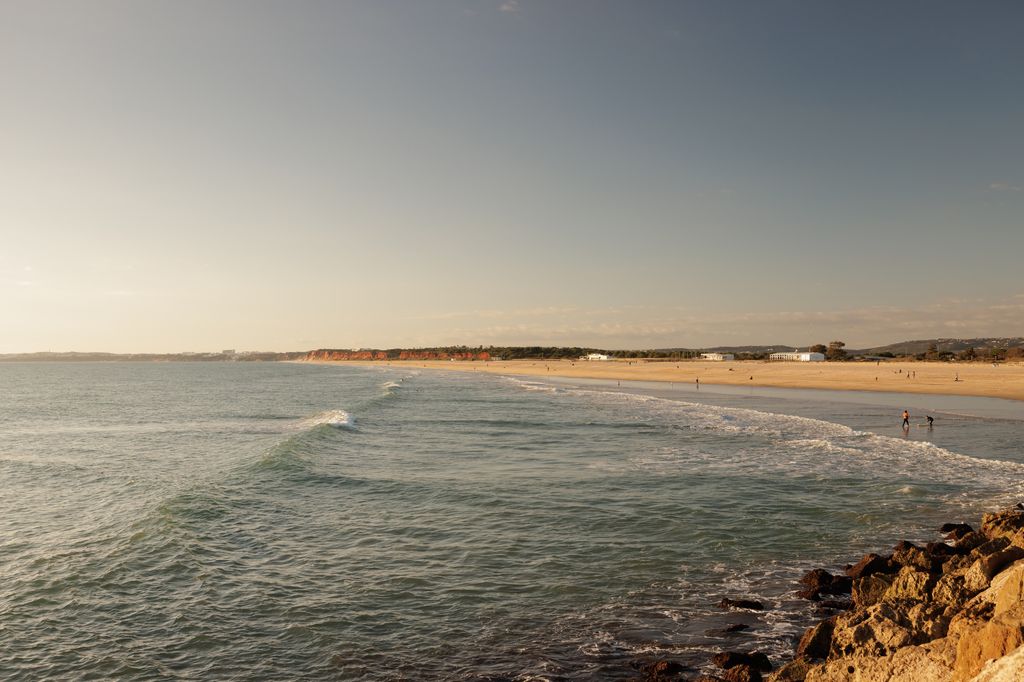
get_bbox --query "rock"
[956,531,991,554]
[967,643,1024,682]
[767,658,817,682]
[846,553,893,580]
[805,639,956,682]
[796,619,835,660]
[830,601,949,658]
[932,572,974,610]
[942,522,975,540]
[969,537,1011,561]
[639,659,688,680]
[952,603,1024,681]
[927,541,959,559]
[719,598,766,611]
[852,573,894,609]
[815,599,852,612]
[980,509,1024,542]
[724,664,762,682]
[712,651,772,672]
[797,569,852,600]
[963,547,1024,594]
[706,623,751,637]
[885,566,938,603]
[987,559,1024,616]
[892,541,939,572]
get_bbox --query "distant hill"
[849,338,1024,356]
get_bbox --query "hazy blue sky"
[2,1,1022,352]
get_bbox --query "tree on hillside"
[925,342,940,361]
[809,344,828,355]
[959,347,977,361]
[826,340,847,361]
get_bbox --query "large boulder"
[980,509,1024,542]
[797,569,852,600]
[932,572,974,610]
[805,638,956,682]
[796,619,835,661]
[891,541,931,570]
[846,553,894,580]
[885,566,939,603]
[952,604,1024,681]
[724,664,762,682]
[830,601,949,658]
[987,559,1024,616]
[767,658,817,682]
[941,523,975,541]
[968,643,1024,682]
[712,651,772,672]
[852,573,894,609]
[962,547,1024,594]
[718,598,766,611]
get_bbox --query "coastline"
[299,359,1024,403]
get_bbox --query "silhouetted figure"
[926,415,934,428]
[902,410,910,428]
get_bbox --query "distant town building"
[769,352,825,362]
[700,352,735,361]
[582,353,610,361]
[222,349,236,355]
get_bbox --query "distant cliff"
[304,349,491,362]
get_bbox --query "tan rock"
[968,643,1024,682]
[830,601,948,658]
[767,658,817,682]
[952,604,1024,681]
[980,509,1024,542]
[963,548,1024,594]
[806,639,954,681]
[985,559,1024,617]
[852,573,894,609]
[884,566,937,603]
[933,573,974,610]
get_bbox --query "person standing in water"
[902,410,910,428]
[927,415,934,428]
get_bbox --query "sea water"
[1,362,1021,680]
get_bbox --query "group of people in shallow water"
[902,410,934,429]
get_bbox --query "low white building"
[700,352,734,361]
[582,353,610,361]
[769,352,825,362]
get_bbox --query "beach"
[303,359,1024,402]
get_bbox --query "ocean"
[1,362,1022,680]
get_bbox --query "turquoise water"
[1,362,1021,680]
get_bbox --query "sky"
[2,1,1022,352]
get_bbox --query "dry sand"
[306,359,1024,402]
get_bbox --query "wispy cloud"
[988,182,1022,192]
[499,0,520,13]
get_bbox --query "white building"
[700,352,735,361]
[769,352,825,362]
[582,353,610,361]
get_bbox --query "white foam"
[299,410,357,431]
[506,376,1024,498]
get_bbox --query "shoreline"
[299,359,1024,403]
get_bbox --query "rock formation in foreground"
[768,505,1024,682]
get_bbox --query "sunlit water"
[1,362,1021,680]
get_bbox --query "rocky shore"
[640,505,1024,682]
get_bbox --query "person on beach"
[902,410,910,428]
[927,415,934,428]
[696,378,699,389]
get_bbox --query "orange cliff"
[303,349,490,362]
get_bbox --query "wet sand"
[305,359,1024,402]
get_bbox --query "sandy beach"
[305,359,1024,402]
